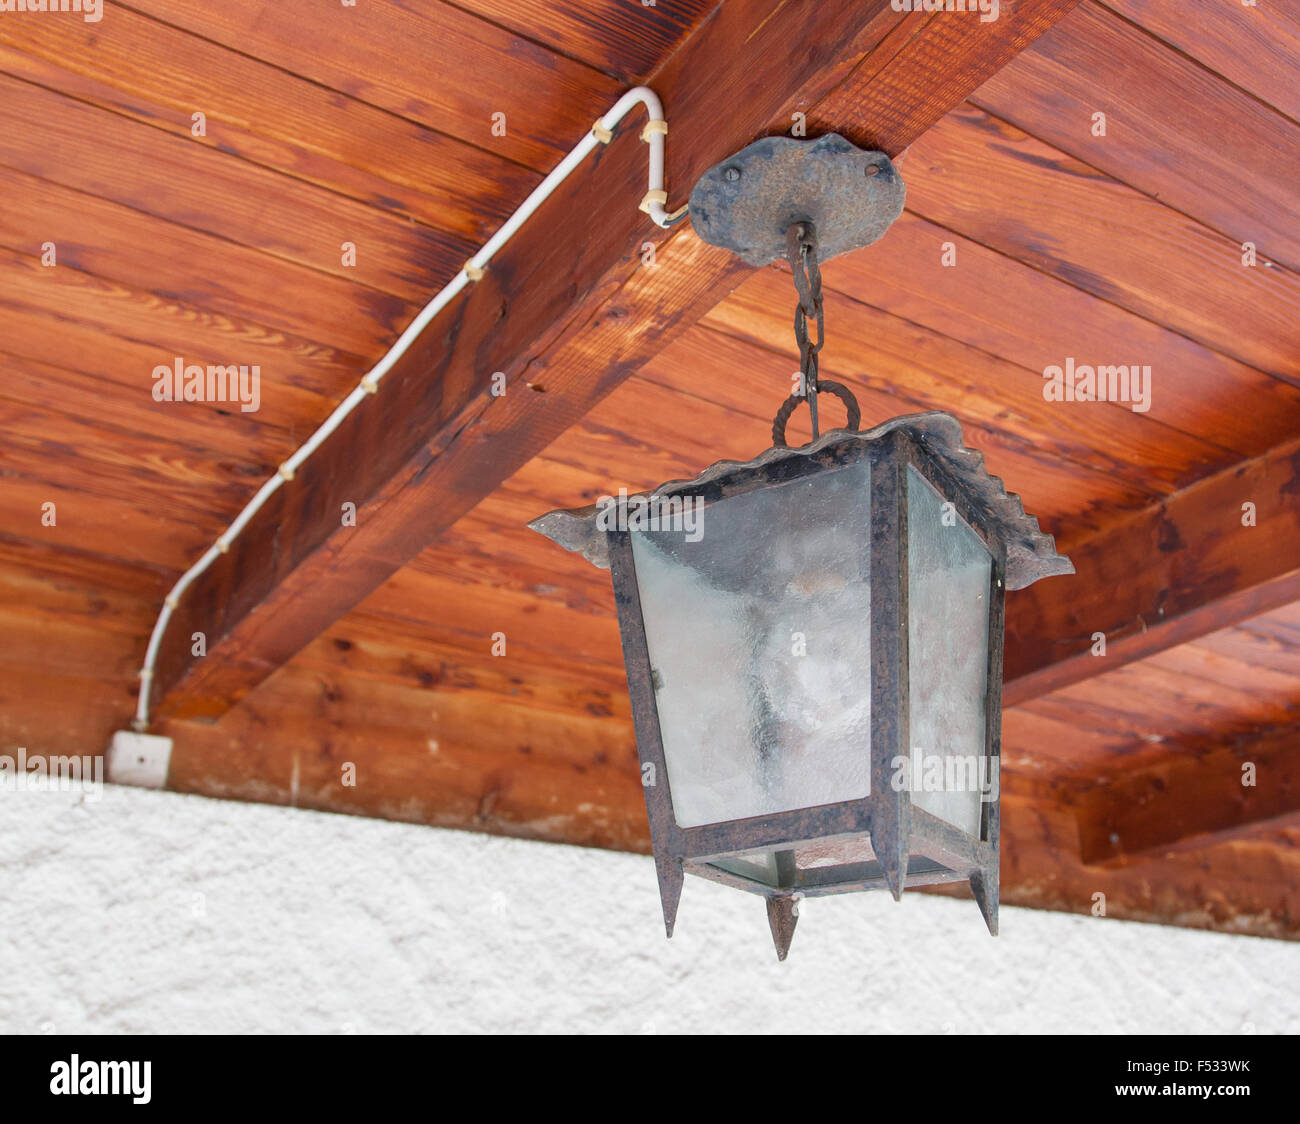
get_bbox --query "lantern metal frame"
[531,412,1073,957]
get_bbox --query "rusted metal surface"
[766,896,800,962]
[772,379,861,447]
[529,411,1074,590]
[540,414,1069,955]
[687,134,905,266]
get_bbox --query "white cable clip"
[361,375,379,395]
[216,538,230,555]
[639,188,668,215]
[138,668,153,681]
[640,119,667,143]
[591,120,613,144]
[277,464,295,482]
[164,595,179,610]
[464,261,485,282]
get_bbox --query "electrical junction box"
[105,730,173,789]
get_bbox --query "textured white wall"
[1,785,1295,1034]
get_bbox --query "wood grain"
[1103,0,1300,124]
[904,104,1300,379]
[1004,433,1300,704]
[123,0,624,171]
[1074,724,1300,866]
[0,6,540,241]
[0,74,469,302]
[973,1,1300,271]
[821,211,1300,456]
[148,0,1092,720]
[3,0,1300,943]
[450,0,720,82]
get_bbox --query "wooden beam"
[925,792,1300,940]
[154,0,1084,720]
[1073,725,1300,867]
[1004,433,1300,706]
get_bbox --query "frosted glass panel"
[631,461,873,828]
[906,467,992,838]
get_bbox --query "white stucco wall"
[1,784,1295,1034]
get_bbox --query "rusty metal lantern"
[529,136,1073,959]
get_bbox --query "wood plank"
[994,792,1300,939]
[159,665,646,850]
[295,618,629,721]
[1021,679,1211,751]
[705,268,1220,500]
[1196,612,1300,679]
[635,320,1179,532]
[972,1,1300,270]
[1004,432,1300,704]
[0,308,338,502]
[359,566,625,673]
[0,74,469,302]
[153,0,1086,721]
[0,246,358,432]
[0,165,410,358]
[1102,0,1300,124]
[0,348,288,467]
[0,398,271,528]
[0,666,135,756]
[124,0,624,171]
[0,5,540,241]
[0,538,167,629]
[1001,705,1117,776]
[821,211,1300,455]
[0,546,161,750]
[904,103,1300,379]
[450,0,720,82]
[405,514,615,606]
[0,608,141,682]
[1020,661,1285,771]
[1142,643,1300,714]
[1074,724,1300,866]
[0,479,214,571]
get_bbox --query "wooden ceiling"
[3,0,1299,939]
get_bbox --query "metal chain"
[788,221,825,439]
[769,220,863,447]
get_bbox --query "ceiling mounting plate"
[687,134,905,267]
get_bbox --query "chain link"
[787,221,825,439]
[770,220,862,448]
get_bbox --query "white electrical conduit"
[134,86,685,730]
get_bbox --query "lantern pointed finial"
[881,860,905,902]
[766,894,800,962]
[970,869,999,936]
[655,856,684,938]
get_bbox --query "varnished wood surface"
[148,0,1085,719]
[1,0,1299,938]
